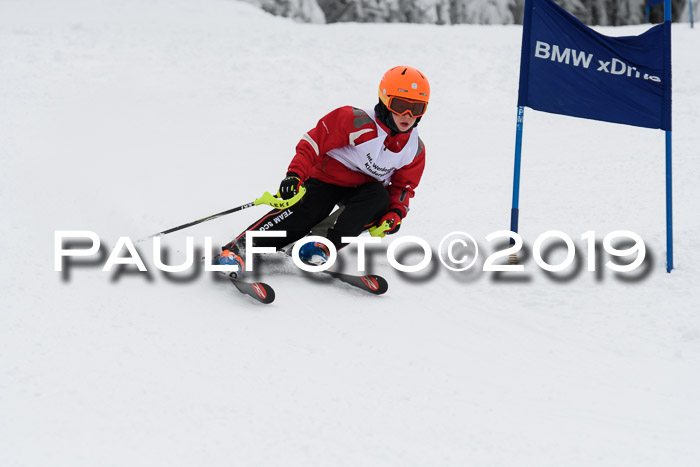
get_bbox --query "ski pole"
[152,187,306,237]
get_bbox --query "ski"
[204,256,275,305]
[228,276,276,304]
[207,253,385,302]
[222,271,384,303]
[268,250,388,295]
[321,271,388,295]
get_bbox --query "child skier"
[216,66,430,276]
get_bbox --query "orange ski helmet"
[378,66,430,117]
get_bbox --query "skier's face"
[391,112,416,132]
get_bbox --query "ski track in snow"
[1,1,699,466]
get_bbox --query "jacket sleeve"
[287,106,377,180]
[387,138,425,218]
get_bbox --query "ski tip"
[360,274,388,295]
[250,282,276,304]
[322,270,389,295]
[229,278,276,304]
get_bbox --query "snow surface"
[2,1,699,466]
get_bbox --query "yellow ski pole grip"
[369,220,391,238]
[254,186,307,210]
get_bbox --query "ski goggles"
[386,96,427,118]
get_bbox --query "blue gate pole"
[646,5,651,23]
[510,106,525,243]
[665,0,674,272]
[691,0,695,28]
[666,131,673,272]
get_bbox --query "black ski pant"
[224,178,389,254]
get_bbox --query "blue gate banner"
[647,0,664,7]
[517,0,672,130]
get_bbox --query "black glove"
[278,172,303,200]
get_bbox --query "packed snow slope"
[2,1,699,466]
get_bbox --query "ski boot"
[298,241,331,266]
[213,249,245,278]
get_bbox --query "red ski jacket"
[287,106,426,218]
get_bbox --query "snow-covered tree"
[244,0,692,25]
[584,0,645,25]
[396,0,452,24]
[316,0,452,24]
[242,0,326,23]
[450,0,516,24]
[679,0,698,22]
